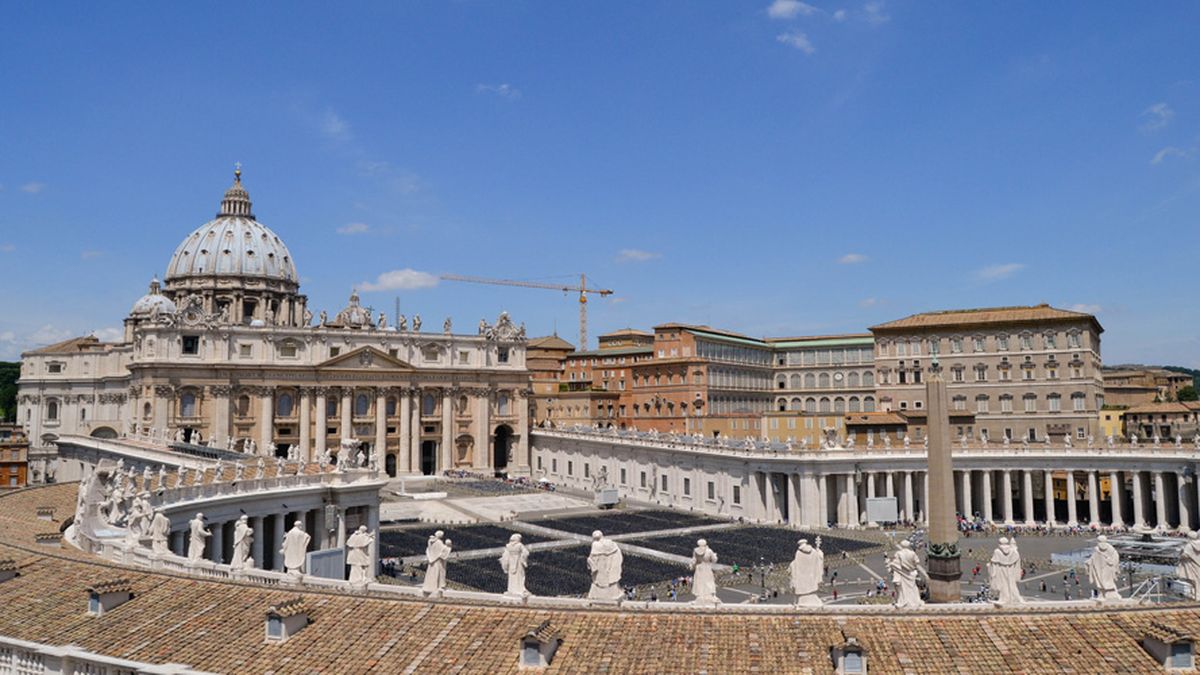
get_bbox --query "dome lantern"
[218,164,254,219]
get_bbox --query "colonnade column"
[847,474,859,528]
[250,516,264,568]
[922,472,929,525]
[903,471,914,524]
[1178,472,1191,532]
[314,388,328,460]
[299,389,312,461]
[210,521,225,564]
[211,385,231,446]
[763,472,777,522]
[981,470,993,523]
[374,389,387,463]
[788,474,802,526]
[1043,470,1056,526]
[1088,472,1101,527]
[441,389,454,471]
[1153,471,1168,531]
[271,515,285,571]
[1023,470,1036,526]
[258,387,274,453]
[961,470,973,518]
[341,390,353,443]
[399,390,412,474]
[1066,470,1078,527]
[865,473,877,526]
[410,388,422,472]
[475,390,491,470]
[515,389,530,473]
[817,474,828,527]
[1110,471,1124,527]
[1001,470,1014,524]
[1132,471,1146,528]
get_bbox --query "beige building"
[1124,401,1200,441]
[870,304,1104,443]
[1103,366,1194,407]
[18,170,531,479]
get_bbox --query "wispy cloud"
[863,1,890,24]
[1068,303,1102,314]
[337,222,371,235]
[858,297,883,308]
[476,83,522,100]
[974,262,1025,282]
[360,268,439,292]
[356,160,423,194]
[0,243,14,253]
[832,8,847,21]
[615,248,662,263]
[838,253,868,264]
[1140,102,1175,132]
[767,0,818,19]
[80,250,104,260]
[776,30,816,54]
[20,181,45,194]
[321,109,352,142]
[1151,146,1189,165]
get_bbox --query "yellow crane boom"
[440,273,613,349]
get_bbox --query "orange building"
[0,424,29,489]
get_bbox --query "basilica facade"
[17,170,531,479]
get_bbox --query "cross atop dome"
[218,164,254,219]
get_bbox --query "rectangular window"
[1024,397,1036,413]
[182,335,200,355]
[707,481,715,500]
[330,346,341,357]
[567,461,573,476]
[279,342,297,357]
[951,337,963,353]
[975,366,987,382]
[1069,333,1082,348]
[498,347,509,363]
[1045,334,1057,349]
[239,343,252,357]
[977,398,988,413]
[640,471,647,488]
[999,369,1011,381]
[1001,397,1013,413]
[1021,335,1032,350]
[973,337,984,352]
[1073,396,1085,411]
[552,458,558,473]
[997,336,1009,351]
[683,477,691,496]
[732,485,741,505]
[661,475,669,492]
[1048,397,1061,412]
[620,467,627,484]
[47,363,62,373]
[953,369,964,383]
[584,464,590,478]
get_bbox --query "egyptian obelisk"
[924,360,962,602]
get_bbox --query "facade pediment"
[317,346,414,371]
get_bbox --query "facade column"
[515,389,530,473]
[374,389,387,462]
[152,385,171,433]
[341,389,353,442]
[817,474,828,527]
[788,473,802,526]
[961,470,973,518]
[1154,471,1168,531]
[399,390,412,473]
[865,472,877,526]
[250,516,264,568]
[765,473,779,522]
[210,521,225,564]
[410,388,422,472]
[1132,471,1146,528]
[847,473,859,528]
[1001,470,1014,524]
[885,472,895,497]
[1066,470,1078,527]
[475,390,491,470]
[903,471,914,524]
[981,470,993,523]
[1043,470,1056,526]
[271,514,285,571]
[1178,473,1191,532]
[367,505,380,578]
[1088,472,1101,527]
[1023,470,1036,526]
[922,472,930,524]
[298,389,312,461]
[314,389,328,460]
[1110,471,1124,527]
[212,386,231,446]
[258,387,274,453]
[441,389,454,471]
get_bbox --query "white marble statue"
[157,465,167,487]
[988,537,1023,604]
[377,311,387,329]
[1178,532,1200,601]
[1176,434,1184,449]
[127,492,152,539]
[883,435,892,450]
[691,539,720,606]
[499,533,530,598]
[888,540,926,608]
[398,314,407,331]
[231,515,253,570]
[187,513,211,563]
[319,309,328,326]
[1086,535,1121,601]
[413,314,422,332]
[177,465,189,486]
[422,530,451,594]
[586,530,623,601]
[256,457,266,479]
[149,510,171,555]
[280,521,311,575]
[790,538,824,607]
[1130,433,1139,448]
[444,317,452,334]
[346,525,375,584]
[1063,434,1072,448]
[192,430,202,445]
[902,434,910,449]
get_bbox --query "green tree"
[1179,385,1199,402]
[0,362,18,423]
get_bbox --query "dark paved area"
[630,527,877,567]
[527,509,726,536]
[447,545,688,596]
[379,525,551,558]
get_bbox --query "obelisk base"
[926,546,962,603]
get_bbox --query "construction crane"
[440,273,613,349]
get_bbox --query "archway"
[420,440,438,476]
[89,427,118,440]
[385,453,397,478]
[493,425,513,475]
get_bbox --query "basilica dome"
[129,277,176,316]
[164,170,299,286]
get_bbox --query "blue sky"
[1,2,1197,366]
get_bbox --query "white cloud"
[832,8,847,21]
[337,222,371,235]
[20,181,45,194]
[321,109,352,142]
[974,262,1025,282]
[476,83,522,100]
[0,243,14,253]
[768,0,818,19]
[1068,303,1102,314]
[1140,102,1175,132]
[858,297,883,308]
[80,250,103,260]
[91,327,124,342]
[776,30,816,54]
[356,160,423,194]
[1151,146,1189,165]
[359,268,439,292]
[615,248,662,263]
[838,253,867,264]
[863,1,889,24]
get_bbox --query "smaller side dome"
[130,277,177,316]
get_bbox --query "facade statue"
[280,520,311,575]
[177,465,189,486]
[319,310,328,326]
[499,533,530,598]
[691,539,720,605]
[790,538,824,607]
[256,457,265,479]
[187,513,210,563]
[1130,433,1138,447]
[888,540,926,608]
[988,537,1023,604]
[264,306,275,325]
[422,530,451,594]
[444,317,452,334]
[1176,434,1184,448]
[1064,433,1072,448]
[231,515,253,570]
[1086,535,1121,601]
[586,530,623,601]
[303,308,313,326]
[128,492,152,539]
[478,318,487,335]
[412,315,422,332]
[1178,532,1200,601]
[377,312,387,329]
[149,510,171,555]
[398,314,407,331]
[1107,434,1115,448]
[883,435,892,450]
[346,525,375,584]
[192,430,202,445]
[157,465,167,487]
[902,434,910,449]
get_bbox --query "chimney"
[1141,621,1194,671]
[519,620,562,669]
[34,532,61,548]
[36,506,55,521]
[87,579,134,616]
[830,633,867,674]
[265,598,309,643]
[0,559,17,583]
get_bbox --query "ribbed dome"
[130,277,176,316]
[164,170,298,285]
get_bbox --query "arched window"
[834,397,846,413]
[180,392,197,417]
[819,397,831,413]
[46,399,59,421]
[276,393,294,417]
[849,396,861,412]
[805,397,817,413]
[778,399,787,412]
[355,394,370,416]
[325,397,337,418]
[804,373,816,388]
[863,371,875,386]
[143,402,152,418]
[790,397,802,412]
[818,373,830,388]
[422,394,436,416]
[386,397,397,416]
[498,393,511,416]
[847,372,860,387]
[864,396,876,413]
[790,374,802,389]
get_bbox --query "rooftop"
[870,304,1103,333]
